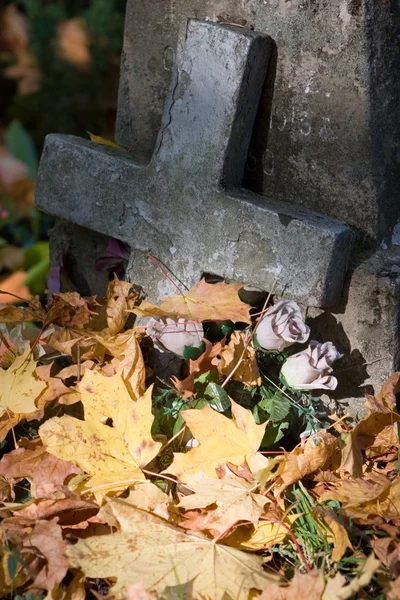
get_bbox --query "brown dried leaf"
[14,496,98,526]
[276,432,340,494]
[0,305,26,323]
[0,437,81,498]
[36,363,81,406]
[320,476,400,524]
[46,292,98,328]
[314,507,353,562]
[259,554,379,600]
[213,330,261,386]
[131,279,252,323]
[366,372,400,413]
[340,407,400,477]
[57,18,91,69]
[259,570,325,600]
[171,339,225,396]
[385,577,400,600]
[104,276,139,336]
[23,518,69,598]
[160,279,252,323]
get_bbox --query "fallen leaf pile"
[0,275,399,599]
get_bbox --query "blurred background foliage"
[0,0,126,300]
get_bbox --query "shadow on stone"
[307,310,373,403]
[242,39,277,194]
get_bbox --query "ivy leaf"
[203,382,231,413]
[261,422,289,447]
[258,393,291,424]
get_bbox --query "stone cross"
[36,19,353,308]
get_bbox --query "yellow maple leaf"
[236,514,301,551]
[131,279,252,323]
[0,347,47,414]
[39,370,162,493]
[164,400,267,482]
[67,498,277,600]
[313,507,353,563]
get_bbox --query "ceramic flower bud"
[280,341,341,391]
[255,300,310,351]
[146,317,204,358]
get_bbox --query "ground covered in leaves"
[0,277,399,600]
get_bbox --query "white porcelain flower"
[280,341,341,391]
[146,318,204,358]
[255,300,310,351]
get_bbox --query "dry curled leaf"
[0,437,81,498]
[313,506,353,562]
[213,330,261,386]
[22,518,69,598]
[275,431,340,494]
[321,476,400,524]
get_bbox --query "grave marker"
[36,1,400,412]
[36,20,353,308]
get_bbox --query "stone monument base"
[49,219,399,417]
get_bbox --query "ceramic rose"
[255,300,310,351]
[280,341,341,391]
[146,317,204,358]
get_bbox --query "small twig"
[5,408,18,449]
[145,254,186,297]
[77,345,81,384]
[160,425,186,452]
[275,519,313,573]
[28,325,46,360]
[0,290,28,302]
[141,469,195,492]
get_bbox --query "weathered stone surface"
[308,248,400,416]
[119,0,400,247]
[36,20,353,308]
